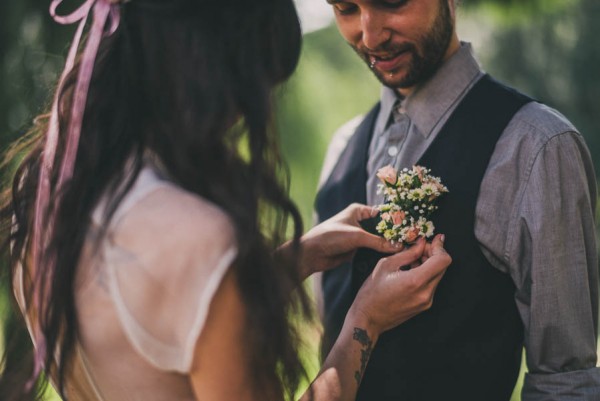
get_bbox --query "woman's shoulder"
[89,164,239,373]
[104,165,237,261]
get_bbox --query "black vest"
[315,75,533,401]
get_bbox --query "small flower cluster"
[375,165,448,244]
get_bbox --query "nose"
[360,9,390,51]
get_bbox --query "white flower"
[423,221,435,237]
[384,229,395,240]
[409,188,425,200]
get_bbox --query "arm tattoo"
[352,327,373,386]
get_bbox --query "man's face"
[327,0,456,91]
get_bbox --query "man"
[314,0,600,400]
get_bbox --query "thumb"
[426,234,447,257]
[350,203,380,223]
[354,229,403,254]
[378,238,426,271]
[413,236,451,283]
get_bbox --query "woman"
[0,0,451,400]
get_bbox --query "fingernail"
[371,207,379,217]
[440,234,445,243]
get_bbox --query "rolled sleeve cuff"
[523,367,600,401]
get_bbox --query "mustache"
[356,42,416,58]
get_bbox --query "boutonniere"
[375,165,449,245]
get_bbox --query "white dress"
[16,163,238,401]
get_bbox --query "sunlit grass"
[510,351,527,401]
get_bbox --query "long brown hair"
[1,1,311,399]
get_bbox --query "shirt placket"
[367,106,411,204]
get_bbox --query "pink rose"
[391,211,405,226]
[381,212,391,221]
[434,181,447,193]
[404,227,420,243]
[414,165,425,181]
[377,165,398,185]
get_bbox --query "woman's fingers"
[423,234,446,258]
[334,203,402,254]
[408,238,451,285]
[377,238,426,271]
[429,234,447,256]
[347,203,379,223]
[353,229,403,254]
[353,236,450,334]
[314,204,449,278]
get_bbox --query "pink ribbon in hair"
[28,0,124,388]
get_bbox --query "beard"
[353,0,454,89]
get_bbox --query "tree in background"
[482,0,600,172]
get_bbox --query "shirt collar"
[376,42,484,138]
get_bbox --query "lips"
[369,50,410,73]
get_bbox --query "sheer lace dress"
[16,163,238,401]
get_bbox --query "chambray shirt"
[318,43,600,400]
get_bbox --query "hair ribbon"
[29,0,124,388]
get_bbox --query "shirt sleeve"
[103,184,238,374]
[317,115,364,190]
[313,115,364,319]
[504,131,600,400]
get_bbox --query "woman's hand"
[292,203,403,280]
[300,235,451,401]
[348,234,451,337]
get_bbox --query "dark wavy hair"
[0,0,311,400]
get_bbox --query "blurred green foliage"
[482,0,600,163]
[1,0,599,400]
[275,24,380,226]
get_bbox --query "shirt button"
[388,146,399,157]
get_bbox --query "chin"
[376,72,411,90]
